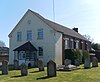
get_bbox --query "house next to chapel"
[8,9,91,67]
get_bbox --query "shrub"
[65,49,83,65]
[74,49,82,64]
[82,50,90,61]
[65,49,75,65]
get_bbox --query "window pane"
[38,47,43,56]
[38,29,43,39]
[70,39,74,49]
[27,30,32,40]
[17,32,22,41]
[65,40,68,49]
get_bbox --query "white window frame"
[17,32,22,41]
[76,40,79,49]
[27,30,32,41]
[37,29,43,39]
[70,39,74,49]
[65,38,69,49]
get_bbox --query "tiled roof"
[29,10,88,41]
[0,47,9,51]
[13,41,37,51]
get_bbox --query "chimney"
[73,28,78,32]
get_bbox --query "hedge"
[65,49,89,65]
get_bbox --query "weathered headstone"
[64,59,71,66]
[38,60,44,71]
[47,60,56,77]
[14,60,19,70]
[20,63,28,76]
[84,58,90,69]
[92,57,98,67]
[2,60,8,75]
[75,59,80,66]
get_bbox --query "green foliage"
[82,50,90,60]
[65,49,82,65]
[92,43,100,50]
[65,49,75,64]
[74,49,82,64]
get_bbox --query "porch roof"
[13,41,37,51]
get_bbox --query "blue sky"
[0,0,100,47]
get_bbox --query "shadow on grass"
[0,74,8,76]
[10,75,24,78]
[37,76,55,80]
[30,70,44,73]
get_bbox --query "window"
[37,29,43,39]
[38,47,43,56]
[65,38,69,49]
[76,40,79,49]
[70,39,74,49]
[17,32,22,41]
[27,30,32,41]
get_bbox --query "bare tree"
[84,34,94,43]
[0,40,6,47]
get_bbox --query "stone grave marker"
[64,59,71,66]
[38,60,44,71]
[84,58,90,69]
[75,59,80,66]
[14,60,19,70]
[2,60,8,75]
[20,63,28,76]
[47,60,56,77]
[92,57,98,67]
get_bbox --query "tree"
[91,43,100,50]
[0,40,6,47]
[84,34,100,50]
[84,34,94,43]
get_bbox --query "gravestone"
[38,60,44,71]
[92,57,98,67]
[84,58,90,69]
[20,63,28,76]
[75,59,80,66]
[2,60,8,75]
[14,60,19,70]
[47,60,56,77]
[64,59,71,66]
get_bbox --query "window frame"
[27,30,32,41]
[17,32,22,41]
[38,47,43,56]
[37,29,43,39]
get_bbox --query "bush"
[65,49,82,65]
[65,49,75,65]
[82,50,90,60]
[74,49,82,64]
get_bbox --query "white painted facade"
[9,10,63,66]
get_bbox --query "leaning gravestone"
[64,59,71,66]
[2,60,8,75]
[38,60,44,71]
[84,58,90,69]
[92,57,98,67]
[20,63,28,76]
[47,60,56,77]
[14,60,19,70]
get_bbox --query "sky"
[0,0,100,47]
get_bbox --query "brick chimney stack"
[73,28,78,32]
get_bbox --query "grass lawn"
[0,64,100,82]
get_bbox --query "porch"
[13,41,37,69]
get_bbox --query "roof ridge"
[29,10,88,41]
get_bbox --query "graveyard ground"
[0,64,100,82]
